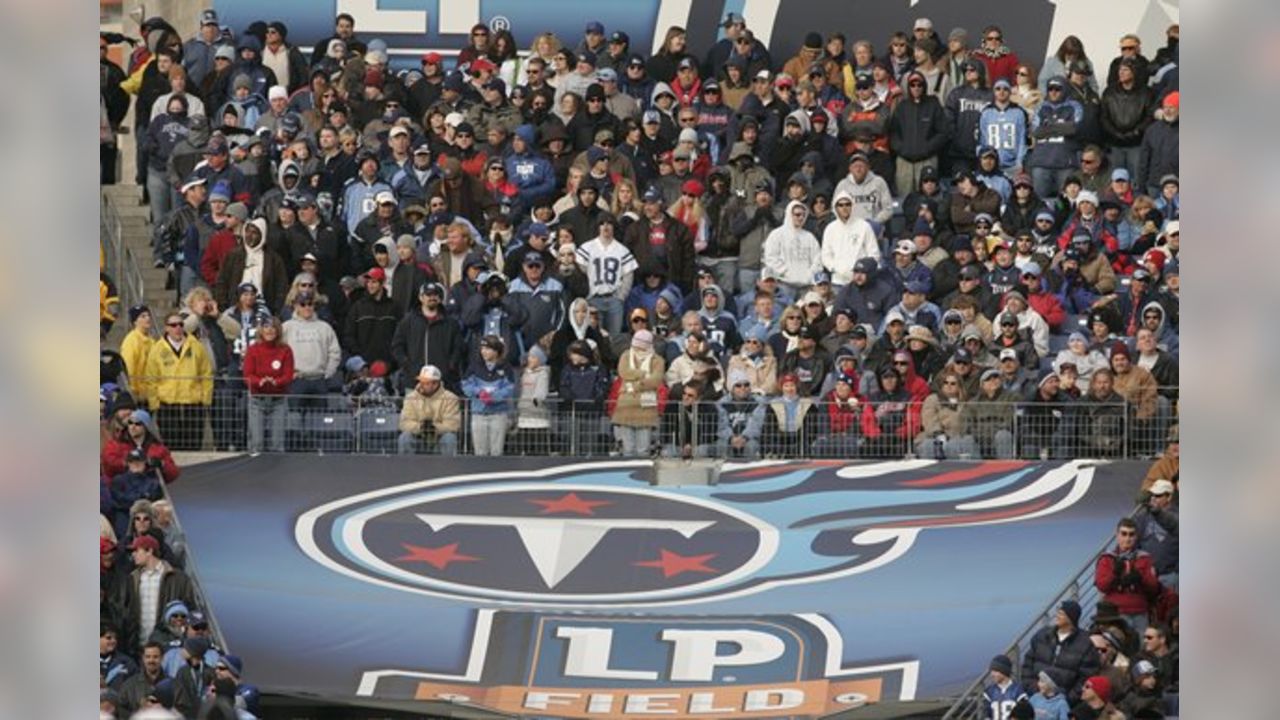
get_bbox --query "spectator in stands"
[121,307,157,404]
[102,409,180,484]
[984,654,1028,720]
[1028,671,1070,720]
[860,366,920,457]
[1026,77,1083,199]
[398,365,461,455]
[108,449,164,541]
[124,535,195,653]
[143,311,213,451]
[890,71,950,200]
[717,370,764,459]
[612,329,665,456]
[822,191,881,286]
[1075,676,1124,720]
[242,315,294,453]
[1095,517,1161,637]
[215,217,288,313]
[117,641,167,717]
[343,267,402,366]
[1141,476,1177,584]
[282,291,341,394]
[661,380,717,457]
[1021,600,1101,703]
[626,186,696,292]
[916,372,976,458]
[970,368,1017,458]
[834,257,895,330]
[1139,622,1178,694]
[461,335,516,456]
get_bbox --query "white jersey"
[576,238,638,297]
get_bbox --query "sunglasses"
[679,117,698,124]
[631,316,648,323]
[1118,529,1136,536]
[134,515,151,521]
[1121,44,1138,51]
[893,361,909,366]
[945,317,962,324]
[908,82,924,88]
[986,35,1002,42]
[165,321,183,327]
[587,97,603,103]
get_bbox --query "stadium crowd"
[99,10,1179,717]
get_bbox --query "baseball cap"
[418,365,442,381]
[375,190,396,205]
[993,78,1012,90]
[1112,168,1131,182]
[421,51,442,65]
[999,348,1019,362]
[364,267,387,282]
[585,20,604,34]
[610,31,630,44]
[523,251,545,267]
[1149,479,1175,496]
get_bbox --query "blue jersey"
[983,681,1028,720]
[341,178,392,236]
[978,104,1029,169]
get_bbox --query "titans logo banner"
[170,457,1141,717]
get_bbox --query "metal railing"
[101,190,144,315]
[941,501,1143,720]
[116,377,1176,459]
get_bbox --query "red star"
[528,492,613,516]
[394,542,480,570]
[634,549,719,579]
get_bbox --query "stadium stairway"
[102,184,173,340]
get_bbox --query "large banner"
[211,0,1177,75]
[170,457,1143,718]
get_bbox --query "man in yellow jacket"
[143,310,213,451]
[119,305,156,404]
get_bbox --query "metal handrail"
[101,190,145,315]
[940,499,1142,719]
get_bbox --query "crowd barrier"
[117,377,1177,460]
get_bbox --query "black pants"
[156,404,207,451]
[101,144,117,185]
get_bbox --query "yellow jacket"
[142,334,214,408]
[120,328,156,401]
[120,58,152,96]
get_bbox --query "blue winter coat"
[461,360,515,414]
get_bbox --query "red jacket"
[823,390,864,434]
[1025,286,1067,330]
[101,438,181,484]
[972,47,1020,85]
[201,229,237,286]
[1057,216,1135,275]
[1094,549,1160,615]
[242,340,295,395]
[860,395,922,440]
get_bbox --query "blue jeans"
[1031,167,1075,199]
[1109,146,1143,183]
[248,395,287,453]
[398,430,458,455]
[587,296,624,337]
[702,258,739,295]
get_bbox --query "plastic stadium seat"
[357,411,400,454]
[305,410,356,453]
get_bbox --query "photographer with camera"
[397,365,461,455]
[1094,517,1161,637]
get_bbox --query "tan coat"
[917,394,972,441]
[613,349,665,427]
[399,387,462,435]
[1112,365,1158,418]
[727,352,778,396]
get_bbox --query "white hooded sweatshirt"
[762,200,823,286]
[821,190,882,284]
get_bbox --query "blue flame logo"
[297,460,1097,607]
